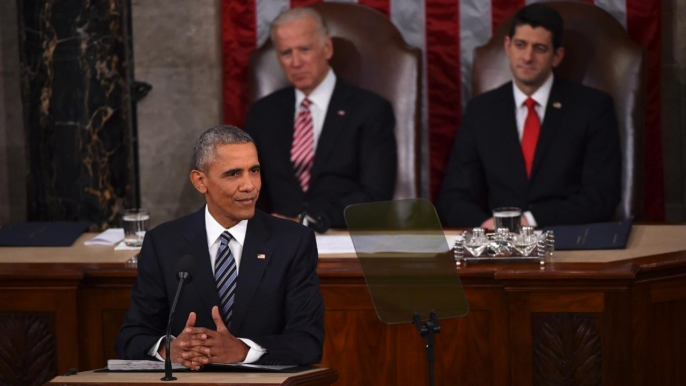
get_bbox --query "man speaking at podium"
[116,125,324,368]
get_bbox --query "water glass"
[493,207,522,234]
[122,208,150,247]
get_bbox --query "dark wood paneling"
[0,286,79,386]
[1,251,686,385]
[649,298,686,385]
[0,313,55,386]
[532,313,602,386]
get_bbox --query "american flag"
[221,0,664,221]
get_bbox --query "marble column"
[17,0,136,229]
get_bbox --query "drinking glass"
[122,208,150,247]
[493,207,522,234]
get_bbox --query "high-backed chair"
[472,2,646,220]
[248,3,421,199]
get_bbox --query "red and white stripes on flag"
[221,0,665,221]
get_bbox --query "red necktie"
[291,98,314,192]
[521,97,540,178]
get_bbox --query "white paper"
[107,359,185,371]
[210,363,298,371]
[84,228,124,245]
[316,234,459,254]
[315,234,356,254]
[114,241,141,251]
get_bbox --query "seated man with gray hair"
[246,6,397,229]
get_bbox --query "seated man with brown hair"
[437,3,621,229]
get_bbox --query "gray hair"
[192,125,253,171]
[270,7,329,46]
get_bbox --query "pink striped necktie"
[291,98,315,192]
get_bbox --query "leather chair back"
[248,3,422,199]
[472,1,646,220]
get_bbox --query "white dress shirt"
[294,68,336,152]
[511,73,554,227]
[148,206,266,363]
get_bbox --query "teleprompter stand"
[414,310,441,386]
[345,199,469,386]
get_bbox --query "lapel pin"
[553,102,562,109]
[337,110,346,116]
[257,253,266,260]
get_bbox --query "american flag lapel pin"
[257,253,266,260]
[553,102,562,109]
[337,110,345,116]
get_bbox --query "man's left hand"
[181,306,249,364]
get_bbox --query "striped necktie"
[215,231,237,326]
[291,98,315,192]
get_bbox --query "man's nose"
[291,52,302,67]
[239,175,255,191]
[522,46,534,61]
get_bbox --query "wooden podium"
[45,368,338,386]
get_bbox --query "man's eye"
[535,46,548,53]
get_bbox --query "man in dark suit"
[245,7,397,229]
[437,3,621,228]
[116,125,324,367]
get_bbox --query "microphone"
[161,255,194,382]
[299,212,330,233]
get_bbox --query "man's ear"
[503,36,512,58]
[552,46,565,68]
[190,170,207,194]
[324,36,333,60]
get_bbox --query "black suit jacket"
[245,79,397,228]
[437,77,621,227]
[115,208,324,365]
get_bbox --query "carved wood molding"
[532,313,602,386]
[0,313,56,386]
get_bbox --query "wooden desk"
[46,368,338,386]
[2,225,686,386]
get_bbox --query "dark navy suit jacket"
[437,77,621,227]
[115,208,324,365]
[245,80,397,228]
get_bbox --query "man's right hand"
[158,312,206,370]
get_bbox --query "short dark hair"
[508,3,564,50]
[192,125,253,171]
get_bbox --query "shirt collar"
[295,68,336,110]
[204,205,248,248]
[512,72,554,109]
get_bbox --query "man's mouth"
[235,197,257,204]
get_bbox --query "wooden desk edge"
[45,366,338,386]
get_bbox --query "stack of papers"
[106,359,298,372]
[84,228,124,245]
[107,359,185,371]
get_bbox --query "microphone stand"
[161,271,191,381]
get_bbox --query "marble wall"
[16,0,136,229]
[0,0,26,225]
[132,0,223,227]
